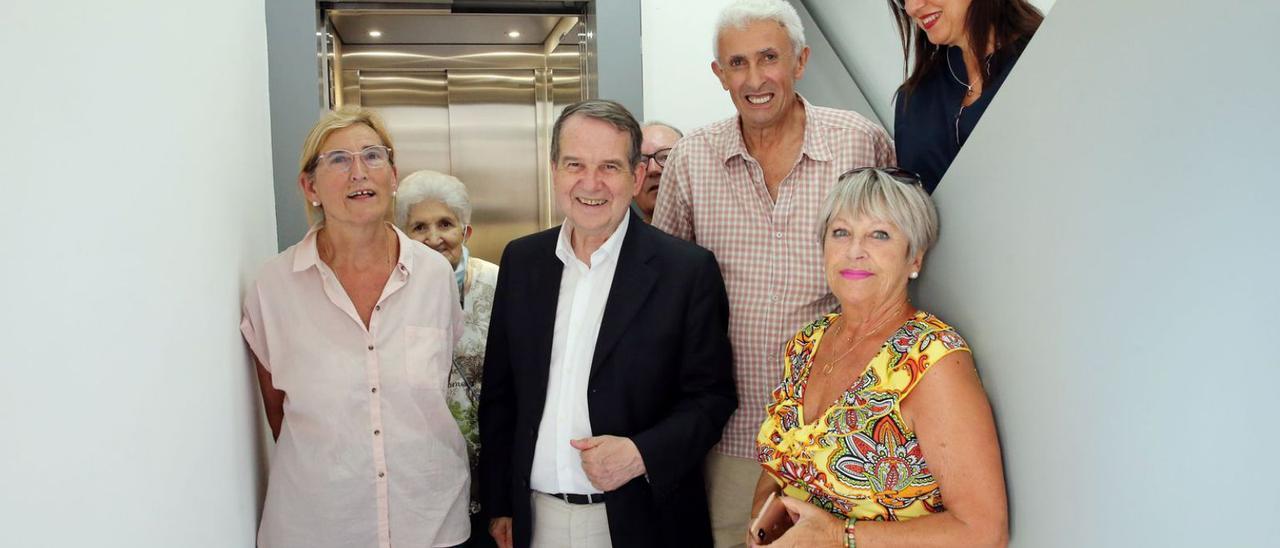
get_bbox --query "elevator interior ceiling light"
[507,30,521,38]
[368,30,383,38]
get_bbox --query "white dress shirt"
[529,212,631,495]
[241,225,469,548]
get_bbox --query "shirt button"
[367,345,374,351]
[375,305,381,311]
[378,471,385,478]
[371,387,378,393]
[771,295,779,303]
[775,231,783,239]
[373,429,381,436]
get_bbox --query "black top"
[894,41,1028,193]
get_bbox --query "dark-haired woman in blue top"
[888,0,1043,193]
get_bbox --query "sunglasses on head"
[838,166,924,187]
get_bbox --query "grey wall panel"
[590,0,643,118]
[788,0,881,126]
[266,0,324,250]
[913,0,1280,545]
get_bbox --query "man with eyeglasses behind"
[632,122,683,223]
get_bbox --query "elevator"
[319,3,591,263]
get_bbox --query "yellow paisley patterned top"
[755,311,970,521]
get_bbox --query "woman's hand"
[763,496,845,548]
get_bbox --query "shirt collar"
[292,222,414,275]
[555,210,631,269]
[719,94,829,164]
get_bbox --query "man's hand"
[489,517,513,548]
[570,435,647,491]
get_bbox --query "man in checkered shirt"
[651,1,895,545]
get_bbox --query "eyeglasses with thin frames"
[315,145,393,173]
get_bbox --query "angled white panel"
[916,0,1280,545]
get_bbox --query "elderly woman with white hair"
[395,169,499,543]
[748,169,1008,547]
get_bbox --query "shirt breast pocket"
[404,325,451,391]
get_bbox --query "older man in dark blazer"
[478,100,736,548]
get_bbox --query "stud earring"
[311,201,320,207]
[909,271,919,279]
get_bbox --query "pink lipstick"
[839,269,873,280]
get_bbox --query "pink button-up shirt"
[241,224,468,548]
[652,97,896,459]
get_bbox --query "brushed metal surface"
[447,69,540,264]
[362,71,453,179]
[341,44,579,71]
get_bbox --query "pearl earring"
[909,271,919,279]
[311,201,320,207]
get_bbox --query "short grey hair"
[551,99,643,169]
[714,0,807,60]
[817,169,939,260]
[643,121,684,138]
[394,169,473,228]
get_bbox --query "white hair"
[394,169,473,228]
[714,0,807,60]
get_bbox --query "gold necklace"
[816,304,906,376]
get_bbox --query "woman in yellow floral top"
[749,168,1007,548]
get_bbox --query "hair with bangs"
[394,169,472,229]
[714,0,807,60]
[817,169,939,260]
[297,106,397,226]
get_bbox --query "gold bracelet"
[844,517,857,548]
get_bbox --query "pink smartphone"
[747,492,795,545]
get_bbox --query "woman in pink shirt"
[241,106,469,548]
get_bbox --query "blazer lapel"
[588,222,658,385]
[526,234,564,400]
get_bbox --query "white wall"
[803,0,1055,131]
[641,0,739,132]
[0,1,277,546]
[914,0,1280,545]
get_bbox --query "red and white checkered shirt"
[652,97,895,458]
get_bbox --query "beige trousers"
[706,452,762,548]
[530,492,613,548]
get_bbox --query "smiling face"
[636,125,681,219]
[823,210,923,310]
[904,0,974,47]
[553,114,644,250]
[299,123,398,227]
[405,199,469,269]
[712,19,809,131]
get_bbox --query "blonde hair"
[817,169,938,260]
[297,106,397,225]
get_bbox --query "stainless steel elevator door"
[446,69,540,264]
[360,71,453,178]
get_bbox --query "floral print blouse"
[755,311,970,521]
